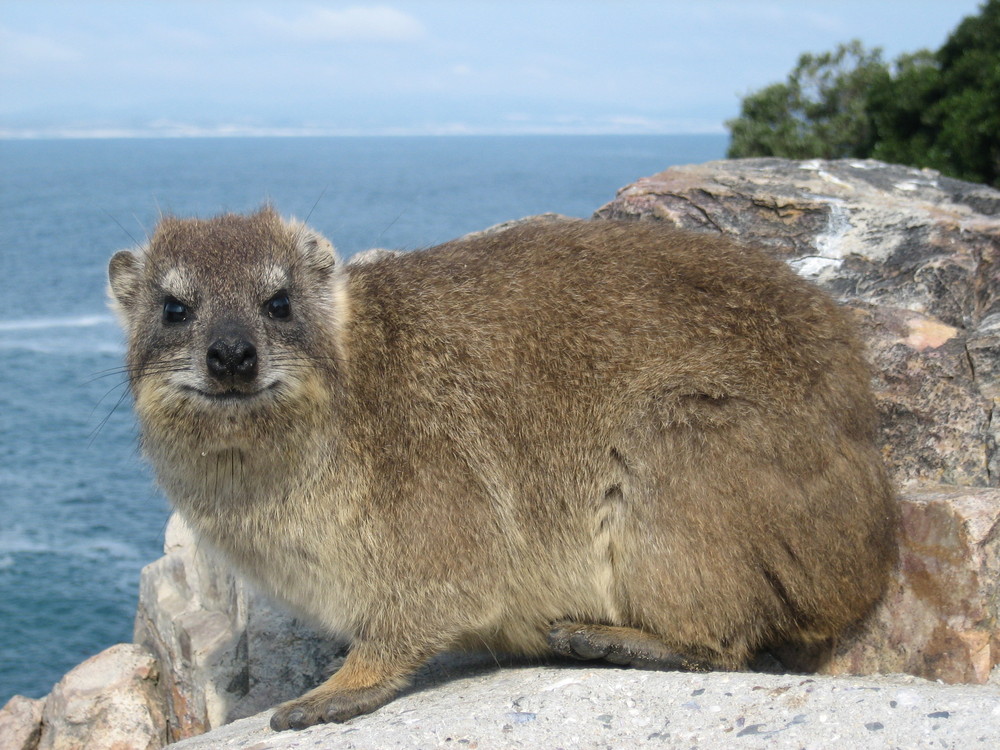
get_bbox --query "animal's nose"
[206,337,258,383]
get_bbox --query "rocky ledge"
[3,158,999,749]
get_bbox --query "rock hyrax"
[108,208,897,730]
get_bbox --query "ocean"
[0,134,727,702]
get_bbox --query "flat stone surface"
[167,665,1000,749]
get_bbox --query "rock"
[595,158,1000,325]
[133,515,343,743]
[781,486,1000,683]
[30,158,1000,747]
[36,643,167,750]
[225,586,346,724]
[0,695,44,750]
[144,485,1000,743]
[163,667,1000,750]
[596,158,1000,487]
[850,304,993,487]
[459,211,575,240]
[968,313,1000,401]
[968,313,1000,482]
[133,514,245,741]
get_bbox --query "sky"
[0,0,987,138]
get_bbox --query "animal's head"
[108,207,343,449]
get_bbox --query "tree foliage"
[727,0,1000,187]
[727,41,889,160]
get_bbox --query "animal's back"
[340,219,896,663]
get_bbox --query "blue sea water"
[0,134,726,702]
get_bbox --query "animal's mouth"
[183,381,280,403]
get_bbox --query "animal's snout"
[207,334,258,383]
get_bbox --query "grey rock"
[969,313,1000,402]
[36,643,167,750]
[968,314,1000,482]
[459,212,575,240]
[165,667,1000,750]
[0,695,44,750]
[595,158,1000,327]
[133,515,342,743]
[133,514,248,741]
[850,303,993,487]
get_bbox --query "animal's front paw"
[269,683,396,730]
[269,698,323,731]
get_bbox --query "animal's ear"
[289,220,337,280]
[108,250,144,312]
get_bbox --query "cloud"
[255,5,425,43]
[0,26,79,70]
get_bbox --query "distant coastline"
[0,127,730,140]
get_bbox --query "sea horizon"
[0,128,730,140]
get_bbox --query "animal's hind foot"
[548,621,713,671]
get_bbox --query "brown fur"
[108,208,897,730]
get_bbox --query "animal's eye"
[163,296,188,324]
[266,291,291,320]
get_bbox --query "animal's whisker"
[86,364,189,383]
[88,386,134,446]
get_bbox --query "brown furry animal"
[108,209,897,730]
